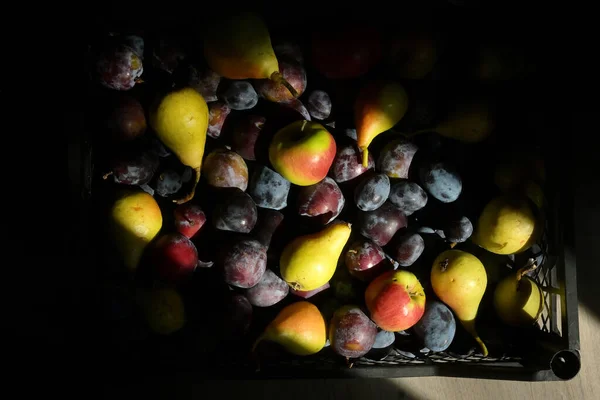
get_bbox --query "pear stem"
[361,147,369,168]
[270,71,299,98]
[516,258,538,289]
[173,166,200,205]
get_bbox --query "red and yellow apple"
[365,270,425,331]
[268,120,336,186]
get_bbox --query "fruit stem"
[270,71,299,98]
[102,171,113,180]
[173,166,201,205]
[361,147,369,168]
[449,242,457,249]
[516,258,538,290]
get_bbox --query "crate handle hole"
[550,350,580,380]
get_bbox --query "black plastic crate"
[74,3,580,382]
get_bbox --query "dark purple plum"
[123,35,144,59]
[187,65,220,102]
[218,80,258,110]
[329,144,374,183]
[203,149,249,191]
[252,209,284,248]
[96,44,143,91]
[307,90,332,120]
[155,169,183,197]
[273,41,304,64]
[444,216,473,243]
[231,115,266,160]
[388,181,428,216]
[344,239,389,282]
[106,95,147,142]
[377,139,418,179]
[248,166,291,210]
[244,269,288,307]
[284,98,311,121]
[152,37,186,74]
[254,61,306,103]
[213,188,257,233]
[297,177,345,225]
[329,305,377,358]
[221,238,266,288]
[358,202,408,246]
[222,294,253,340]
[413,300,456,352]
[207,102,231,139]
[419,162,462,203]
[354,173,390,211]
[393,233,425,267]
[108,150,158,186]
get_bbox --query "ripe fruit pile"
[91,12,549,368]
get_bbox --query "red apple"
[297,177,345,225]
[268,120,336,186]
[365,270,425,331]
[152,233,199,284]
[174,203,206,239]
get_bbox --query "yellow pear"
[150,87,208,204]
[280,222,352,291]
[431,249,488,356]
[434,101,494,143]
[253,301,326,356]
[494,259,543,327]
[138,287,186,335]
[109,189,162,272]
[472,194,539,255]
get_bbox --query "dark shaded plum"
[187,65,220,102]
[221,238,266,288]
[248,166,291,210]
[329,305,377,358]
[307,90,332,120]
[419,162,462,203]
[109,150,158,186]
[274,41,304,64]
[213,188,257,233]
[106,95,146,142]
[156,169,182,197]
[393,233,425,267]
[203,149,249,191]
[244,269,288,307]
[329,144,374,183]
[152,37,186,74]
[413,300,456,352]
[444,216,473,243]
[388,181,428,216]
[252,209,284,249]
[222,294,253,340]
[207,102,231,139]
[231,115,266,160]
[218,80,258,110]
[254,61,306,103]
[96,44,143,91]
[358,202,408,246]
[354,173,390,211]
[377,139,418,179]
[297,177,345,224]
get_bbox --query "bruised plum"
[244,269,288,307]
[221,238,266,288]
[329,305,377,358]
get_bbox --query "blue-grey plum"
[354,173,390,211]
[445,216,473,243]
[248,166,291,210]
[419,162,462,203]
[413,300,456,352]
[389,181,428,215]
